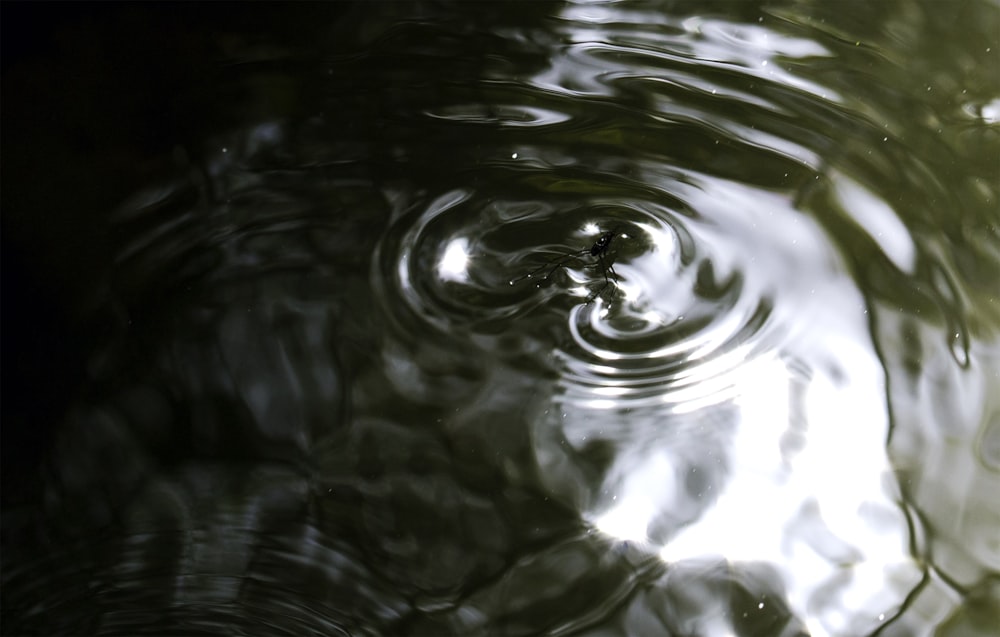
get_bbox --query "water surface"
[2,1,998,636]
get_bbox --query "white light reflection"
[828,170,916,274]
[594,450,675,543]
[654,357,792,565]
[639,220,675,255]
[591,385,631,397]
[585,398,620,410]
[709,353,911,633]
[437,238,470,282]
[584,345,917,634]
[978,97,1000,123]
[571,284,592,299]
[618,279,641,303]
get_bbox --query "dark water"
[3,2,998,636]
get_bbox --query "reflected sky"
[437,237,471,282]
[5,1,998,636]
[420,157,921,633]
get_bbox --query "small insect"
[512,226,625,303]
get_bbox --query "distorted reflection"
[828,170,916,273]
[978,97,1000,123]
[6,1,997,635]
[583,346,917,635]
[533,164,922,634]
[438,237,470,282]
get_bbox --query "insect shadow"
[511,226,625,303]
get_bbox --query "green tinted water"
[2,1,998,635]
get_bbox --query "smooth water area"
[3,2,998,635]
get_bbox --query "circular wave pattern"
[553,202,779,412]
[380,178,786,413]
[375,189,541,335]
[371,6,852,417]
[6,2,996,636]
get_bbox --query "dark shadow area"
[1,0,354,512]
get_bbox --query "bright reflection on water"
[519,173,915,634]
[3,1,999,636]
[438,238,471,282]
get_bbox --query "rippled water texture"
[3,2,999,636]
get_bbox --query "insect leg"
[511,248,589,284]
[585,253,616,303]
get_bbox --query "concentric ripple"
[6,1,998,636]
[374,189,548,335]
[557,207,776,411]
[377,169,832,417]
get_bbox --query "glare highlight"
[438,238,470,282]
